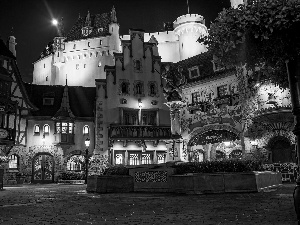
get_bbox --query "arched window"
[136,84,141,95]
[43,124,50,134]
[135,60,141,70]
[8,154,19,170]
[83,125,89,135]
[34,125,40,134]
[67,155,84,171]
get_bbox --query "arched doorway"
[32,153,55,183]
[268,136,293,163]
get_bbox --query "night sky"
[0,0,230,83]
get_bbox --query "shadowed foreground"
[0,183,297,224]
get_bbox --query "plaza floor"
[0,183,298,224]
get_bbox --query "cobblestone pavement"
[0,183,298,225]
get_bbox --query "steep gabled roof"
[66,12,112,41]
[23,83,96,118]
[171,51,235,85]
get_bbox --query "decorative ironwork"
[129,153,139,165]
[108,125,172,140]
[135,171,168,182]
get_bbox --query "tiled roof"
[36,41,54,62]
[171,51,235,84]
[66,12,112,42]
[23,83,96,118]
[0,39,16,59]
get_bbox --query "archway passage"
[32,153,55,183]
[268,136,293,163]
[190,129,239,146]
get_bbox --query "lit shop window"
[8,154,19,169]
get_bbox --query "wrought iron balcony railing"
[108,125,172,140]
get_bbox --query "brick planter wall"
[86,175,134,193]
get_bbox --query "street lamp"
[84,138,90,184]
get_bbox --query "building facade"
[96,29,172,165]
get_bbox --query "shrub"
[173,159,264,175]
[58,171,85,180]
[103,165,129,176]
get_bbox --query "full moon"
[52,19,58,26]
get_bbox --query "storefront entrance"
[32,153,54,183]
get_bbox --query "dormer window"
[82,27,92,36]
[188,66,200,79]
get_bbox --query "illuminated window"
[129,153,140,165]
[67,155,84,171]
[8,154,18,169]
[141,153,151,164]
[34,125,40,134]
[115,154,123,165]
[157,153,166,164]
[43,124,50,134]
[83,125,89,135]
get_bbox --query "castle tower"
[173,14,208,61]
[7,36,17,57]
[230,0,247,8]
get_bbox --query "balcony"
[108,125,172,140]
[54,133,75,145]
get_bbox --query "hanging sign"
[0,128,8,139]
[191,130,238,146]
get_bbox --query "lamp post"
[84,138,90,184]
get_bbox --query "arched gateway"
[32,153,55,183]
[187,125,240,161]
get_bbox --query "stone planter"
[128,165,176,192]
[58,180,85,185]
[170,171,282,194]
[0,168,4,190]
[16,176,26,184]
[86,175,133,193]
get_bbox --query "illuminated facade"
[96,29,172,165]
[33,9,208,87]
[32,7,121,87]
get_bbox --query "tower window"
[88,42,90,47]
[46,76,48,81]
[43,124,50,134]
[100,40,102,45]
[73,44,76,49]
[83,125,89,135]
[44,64,45,68]
[34,125,40,134]
[76,64,79,70]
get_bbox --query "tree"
[200,0,300,89]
